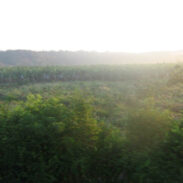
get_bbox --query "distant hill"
[0,50,183,66]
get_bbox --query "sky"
[0,0,183,53]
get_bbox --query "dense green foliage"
[0,64,183,182]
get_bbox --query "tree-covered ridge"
[0,50,183,66]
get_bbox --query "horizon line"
[0,49,183,54]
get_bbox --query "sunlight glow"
[0,0,183,52]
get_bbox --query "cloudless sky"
[0,0,183,52]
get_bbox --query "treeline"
[0,94,183,182]
[0,65,171,84]
[0,50,183,66]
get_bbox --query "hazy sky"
[0,0,183,52]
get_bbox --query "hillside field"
[0,64,183,182]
